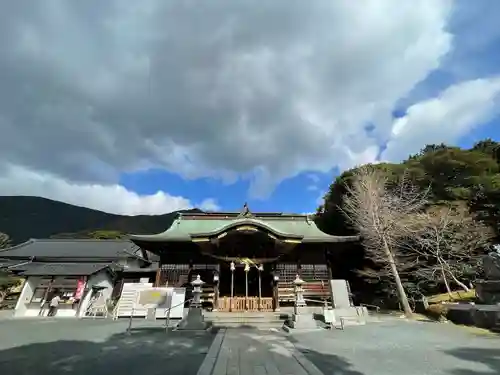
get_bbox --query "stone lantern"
[191,274,204,308]
[177,274,207,331]
[293,274,306,315]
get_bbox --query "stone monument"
[476,246,500,304]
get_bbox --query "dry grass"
[425,303,450,320]
[456,325,498,336]
[426,289,476,304]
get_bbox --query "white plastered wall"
[13,271,113,318]
[77,270,114,318]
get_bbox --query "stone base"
[326,306,368,326]
[288,313,319,329]
[176,308,208,331]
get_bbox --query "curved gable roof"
[129,215,359,243]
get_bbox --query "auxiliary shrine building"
[1,204,358,316]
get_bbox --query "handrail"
[360,303,380,313]
[125,298,193,334]
[164,298,193,331]
[303,298,332,307]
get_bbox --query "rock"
[483,251,500,280]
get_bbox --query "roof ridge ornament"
[237,202,254,218]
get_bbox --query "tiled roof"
[16,262,114,276]
[0,239,139,260]
[129,216,359,243]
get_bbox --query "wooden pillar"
[272,263,280,312]
[154,268,161,287]
[213,269,219,311]
[324,247,335,307]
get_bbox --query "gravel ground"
[0,318,216,375]
[289,316,500,375]
[0,316,499,375]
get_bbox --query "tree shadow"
[0,327,217,375]
[0,322,366,375]
[444,347,500,375]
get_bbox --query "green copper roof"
[129,206,358,244]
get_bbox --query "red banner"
[74,278,85,299]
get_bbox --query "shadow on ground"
[287,335,363,375]
[444,347,500,375]
[0,323,368,375]
[0,327,216,375]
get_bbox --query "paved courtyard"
[0,316,499,375]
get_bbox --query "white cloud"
[0,164,207,215]
[1,0,498,213]
[198,198,221,212]
[382,77,500,161]
[0,0,456,205]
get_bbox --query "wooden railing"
[217,297,274,312]
[278,281,330,302]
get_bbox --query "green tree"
[0,232,10,249]
[0,232,22,306]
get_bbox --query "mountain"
[0,196,202,244]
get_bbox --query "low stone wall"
[444,303,500,330]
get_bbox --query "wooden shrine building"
[130,204,358,312]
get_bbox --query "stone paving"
[200,329,322,375]
[0,316,499,374]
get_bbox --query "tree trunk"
[384,239,413,318]
[441,267,453,297]
[446,270,470,292]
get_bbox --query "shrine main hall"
[129,205,358,312]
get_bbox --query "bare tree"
[411,204,493,296]
[342,166,428,317]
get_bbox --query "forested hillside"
[0,196,202,243]
[316,139,500,306]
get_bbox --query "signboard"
[136,288,169,309]
[156,287,186,319]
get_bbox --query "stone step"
[205,312,286,329]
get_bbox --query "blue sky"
[1,1,500,216]
[120,169,334,213]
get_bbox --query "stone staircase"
[204,311,286,329]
